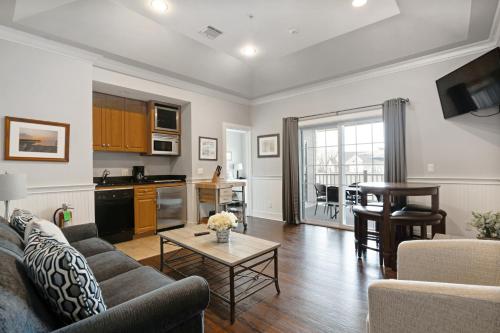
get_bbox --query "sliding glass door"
[300,117,384,228]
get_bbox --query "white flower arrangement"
[207,211,238,232]
[470,211,500,239]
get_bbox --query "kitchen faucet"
[102,169,111,184]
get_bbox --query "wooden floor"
[142,217,393,333]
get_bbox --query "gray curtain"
[383,98,407,183]
[282,117,300,224]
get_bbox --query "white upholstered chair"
[367,239,500,333]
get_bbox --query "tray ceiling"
[0,0,498,99]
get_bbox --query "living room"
[0,1,499,333]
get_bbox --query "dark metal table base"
[160,239,280,323]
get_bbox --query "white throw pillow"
[24,218,69,245]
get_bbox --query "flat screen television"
[436,47,500,119]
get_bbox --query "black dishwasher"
[95,189,134,244]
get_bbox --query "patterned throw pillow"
[23,230,107,323]
[10,209,36,237]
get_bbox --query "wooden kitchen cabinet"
[92,92,105,151]
[124,99,147,152]
[92,92,147,153]
[134,186,157,235]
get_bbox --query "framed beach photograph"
[4,117,70,162]
[257,134,280,158]
[199,136,218,161]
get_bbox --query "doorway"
[300,116,384,229]
[223,123,252,214]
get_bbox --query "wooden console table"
[196,180,247,229]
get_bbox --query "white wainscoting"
[9,184,96,225]
[251,176,283,221]
[407,177,500,237]
[251,175,500,234]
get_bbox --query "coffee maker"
[132,166,145,182]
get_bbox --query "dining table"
[357,182,440,269]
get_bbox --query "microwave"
[154,104,180,133]
[151,133,179,156]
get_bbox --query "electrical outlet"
[267,203,273,209]
[121,168,129,176]
[427,163,435,173]
[197,168,204,175]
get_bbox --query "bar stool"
[401,204,447,236]
[353,205,384,265]
[389,210,443,268]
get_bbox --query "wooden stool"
[401,204,447,236]
[390,210,443,268]
[353,205,384,265]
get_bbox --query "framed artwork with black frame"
[257,134,280,158]
[199,136,218,161]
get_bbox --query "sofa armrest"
[368,280,500,333]
[54,276,210,333]
[62,223,98,243]
[397,240,500,286]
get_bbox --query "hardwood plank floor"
[142,217,393,333]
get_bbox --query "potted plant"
[207,211,238,243]
[470,211,500,240]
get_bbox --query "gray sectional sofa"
[0,217,210,333]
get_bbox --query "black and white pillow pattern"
[10,209,36,237]
[23,230,107,323]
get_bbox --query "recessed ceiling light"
[241,45,257,57]
[288,28,299,35]
[352,0,367,7]
[151,0,168,13]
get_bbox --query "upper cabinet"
[92,92,147,153]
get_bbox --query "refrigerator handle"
[156,191,160,210]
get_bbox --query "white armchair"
[367,240,500,333]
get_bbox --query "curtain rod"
[297,98,409,120]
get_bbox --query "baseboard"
[250,211,283,222]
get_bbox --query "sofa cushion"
[100,266,174,308]
[10,209,36,237]
[0,250,59,333]
[71,237,115,257]
[23,232,107,323]
[86,250,141,282]
[0,219,24,257]
[24,219,69,244]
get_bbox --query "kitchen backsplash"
[93,152,173,177]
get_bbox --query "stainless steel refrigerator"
[156,185,187,230]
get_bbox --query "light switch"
[427,163,435,173]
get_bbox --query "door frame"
[222,122,253,216]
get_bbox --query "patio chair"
[326,186,340,219]
[314,184,327,215]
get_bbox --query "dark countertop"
[94,175,186,188]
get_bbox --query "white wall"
[251,50,500,236]
[0,39,95,223]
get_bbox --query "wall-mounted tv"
[436,47,500,119]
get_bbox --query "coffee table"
[159,225,281,323]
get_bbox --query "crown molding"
[0,24,251,105]
[94,57,251,106]
[251,40,497,106]
[251,3,500,106]
[0,24,102,63]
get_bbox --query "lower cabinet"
[134,186,157,235]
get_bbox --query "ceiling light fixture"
[151,0,168,13]
[241,45,257,57]
[352,0,367,7]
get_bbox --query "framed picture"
[199,136,218,160]
[4,117,70,162]
[257,134,280,158]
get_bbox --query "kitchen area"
[92,91,187,245]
